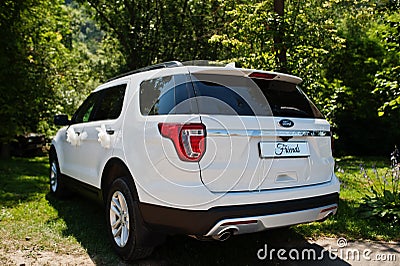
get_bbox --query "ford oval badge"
[279,119,294,128]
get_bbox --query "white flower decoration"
[66,127,87,146]
[96,124,113,149]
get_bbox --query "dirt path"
[1,249,94,266]
[310,238,400,265]
[1,237,399,265]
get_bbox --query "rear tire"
[105,177,153,261]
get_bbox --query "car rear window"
[192,80,255,116]
[139,73,323,118]
[192,74,323,118]
[251,79,324,118]
[190,74,270,116]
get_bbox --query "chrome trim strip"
[207,129,330,137]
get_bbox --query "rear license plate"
[259,141,310,158]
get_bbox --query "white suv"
[50,61,339,260]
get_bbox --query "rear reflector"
[221,220,258,226]
[158,123,206,162]
[249,72,277,80]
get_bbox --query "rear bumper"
[138,192,339,236]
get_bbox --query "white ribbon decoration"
[66,127,87,146]
[96,124,112,149]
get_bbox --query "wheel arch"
[102,157,166,250]
[49,145,59,164]
[49,145,56,159]
[101,157,139,203]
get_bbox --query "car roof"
[96,61,302,92]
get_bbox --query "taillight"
[249,72,277,79]
[158,123,206,162]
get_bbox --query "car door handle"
[106,129,115,135]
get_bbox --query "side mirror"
[54,114,71,126]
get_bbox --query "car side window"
[72,92,101,124]
[92,84,126,121]
[140,74,196,115]
[72,84,126,124]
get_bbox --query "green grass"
[294,156,400,241]
[0,156,399,265]
[0,157,117,264]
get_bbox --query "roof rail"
[182,60,236,68]
[106,61,183,82]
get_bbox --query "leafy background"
[0,0,399,155]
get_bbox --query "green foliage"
[360,165,400,223]
[0,0,399,156]
[209,0,347,106]
[372,12,400,115]
[79,0,228,70]
[209,0,400,155]
[327,1,400,155]
[0,0,124,143]
[209,1,277,69]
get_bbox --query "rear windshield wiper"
[273,106,312,118]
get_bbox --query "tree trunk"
[0,143,10,159]
[273,0,287,73]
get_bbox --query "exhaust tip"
[216,231,232,241]
[320,211,334,222]
[212,226,238,241]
